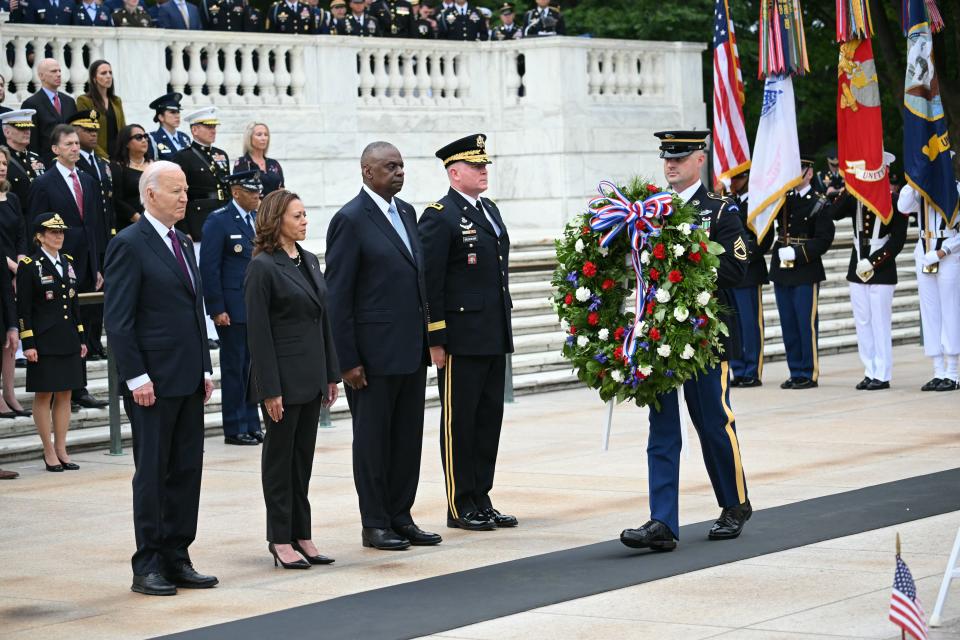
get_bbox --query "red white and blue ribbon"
[588,181,675,362]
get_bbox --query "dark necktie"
[167,229,194,292]
[476,200,501,237]
[53,260,62,277]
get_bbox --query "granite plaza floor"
[1,344,958,640]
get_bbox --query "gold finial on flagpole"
[896,532,901,556]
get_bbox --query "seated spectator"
[233,122,284,196]
[110,124,152,233]
[76,61,125,160]
[73,0,114,25]
[157,0,202,29]
[113,0,154,26]
[0,147,29,420]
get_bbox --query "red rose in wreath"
[582,226,591,235]
[601,278,615,290]
[582,261,598,277]
[613,345,624,361]
[564,293,573,305]
[569,325,577,334]
[649,268,660,282]
[587,312,600,326]
[614,326,625,341]
[700,240,709,252]
[645,300,656,315]
[652,243,666,260]
[688,251,702,263]
[668,270,683,283]
[647,184,659,193]
[648,327,661,341]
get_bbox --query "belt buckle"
[922,262,940,274]
[781,260,794,269]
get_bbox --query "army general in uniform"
[620,131,752,551]
[419,134,517,531]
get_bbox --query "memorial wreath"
[552,177,729,409]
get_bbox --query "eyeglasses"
[130,134,149,141]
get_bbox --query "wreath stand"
[930,525,960,626]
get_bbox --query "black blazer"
[27,166,103,287]
[22,89,77,165]
[244,248,339,405]
[325,189,428,376]
[104,216,211,397]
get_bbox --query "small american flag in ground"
[890,555,928,640]
[711,0,750,190]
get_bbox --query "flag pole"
[897,532,904,640]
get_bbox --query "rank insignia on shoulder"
[427,202,444,211]
[62,253,73,261]
[734,236,748,261]
[19,256,32,264]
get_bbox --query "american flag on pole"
[712,0,751,190]
[890,555,928,640]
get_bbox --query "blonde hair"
[242,121,271,157]
[0,146,10,194]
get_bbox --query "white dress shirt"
[452,187,501,236]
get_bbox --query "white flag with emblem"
[747,75,803,243]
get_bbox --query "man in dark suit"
[199,171,262,446]
[157,0,203,28]
[27,124,107,410]
[325,141,441,551]
[418,134,517,532]
[104,161,216,597]
[21,58,77,166]
[69,109,113,362]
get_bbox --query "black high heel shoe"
[57,457,79,471]
[291,540,335,565]
[44,458,63,472]
[268,543,310,569]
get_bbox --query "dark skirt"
[26,352,84,393]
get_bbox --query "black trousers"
[260,394,322,543]
[437,354,505,519]
[345,365,426,529]
[218,323,260,437]
[125,388,205,576]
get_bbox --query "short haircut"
[50,124,77,147]
[139,160,182,204]
[360,140,396,167]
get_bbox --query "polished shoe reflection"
[620,520,677,551]
[131,572,177,596]
[393,524,442,546]
[921,377,943,391]
[291,540,335,564]
[165,562,219,588]
[361,527,411,550]
[447,511,496,531]
[480,507,518,527]
[708,500,752,540]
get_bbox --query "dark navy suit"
[104,215,211,577]
[156,0,203,29]
[149,127,192,163]
[199,201,259,438]
[325,187,429,530]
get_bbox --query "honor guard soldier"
[438,0,488,41]
[492,3,522,40]
[147,93,191,162]
[0,110,45,205]
[371,0,413,36]
[418,134,517,532]
[265,0,317,33]
[344,0,381,35]
[813,146,845,202]
[728,169,772,387]
[73,0,113,25]
[522,0,563,37]
[829,152,907,391]
[112,1,155,27]
[621,131,752,552]
[199,171,264,445]
[898,180,960,391]
[768,155,835,390]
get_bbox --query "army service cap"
[67,109,100,130]
[34,212,70,233]
[654,130,709,159]
[436,133,492,168]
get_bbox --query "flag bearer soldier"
[370,0,413,37]
[620,131,752,552]
[898,180,960,391]
[768,155,835,390]
[829,152,907,391]
[492,3,521,40]
[147,93,191,163]
[199,171,263,445]
[522,0,563,37]
[438,0,487,41]
[1,110,46,206]
[418,134,517,532]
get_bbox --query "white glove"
[922,250,941,267]
[856,258,874,282]
[778,247,796,262]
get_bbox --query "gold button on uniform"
[459,307,464,312]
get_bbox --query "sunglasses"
[130,134,149,141]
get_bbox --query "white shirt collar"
[452,187,483,207]
[54,160,78,183]
[676,180,702,204]
[143,210,175,236]
[40,247,61,265]
[362,184,396,217]
[798,184,811,197]
[232,199,251,218]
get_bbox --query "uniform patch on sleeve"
[733,236,748,261]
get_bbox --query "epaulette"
[485,197,497,205]
[63,253,73,261]
[426,202,444,211]
[19,256,31,265]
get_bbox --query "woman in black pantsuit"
[17,213,87,472]
[245,189,340,570]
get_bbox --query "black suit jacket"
[27,166,103,287]
[325,189,428,376]
[244,248,339,405]
[22,90,77,165]
[104,216,211,396]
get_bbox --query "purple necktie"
[167,229,194,293]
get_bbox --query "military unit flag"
[712,0,750,190]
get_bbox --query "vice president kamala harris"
[245,189,340,569]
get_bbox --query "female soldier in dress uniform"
[17,213,87,472]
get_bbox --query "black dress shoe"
[479,507,518,527]
[0,411,15,419]
[361,527,410,550]
[58,458,79,470]
[208,339,220,350]
[87,353,102,362]
[164,562,218,588]
[394,524,443,546]
[921,377,943,391]
[291,540,336,564]
[935,378,958,391]
[708,500,752,540]
[71,402,80,413]
[447,511,496,531]
[14,358,26,368]
[251,430,265,443]
[855,376,872,390]
[790,377,818,389]
[44,461,63,472]
[738,377,762,387]
[730,376,743,387]
[13,409,31,417]
[224,433,259,446]
[132,572,177,596]
[866,379,890,391]
[779,377,796,389]
[74,392,108,409]
[620,520,677,551]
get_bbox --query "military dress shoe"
[447,511,496,531]
[708,500,752,540]
[208,339,220,350]
[620,520,677,551]
[855,376,872,390]
[921,377,943,391]
[74,392,108,409]
[730,376,743,387]
[361,527,410,550]
[0,468,19,479]
[394,524,442,546]
[87,352,102,362]
[779,377,797,389]
[165,562,218,588]
[790,377,818,389]
[14,357,25,368]
[866,379,890,391]
[480,507,518,527]
[738,377,762,387]
[251,430,265,443]
[224,433,259,446]
[131,572,177,596]
[935,378,959,391]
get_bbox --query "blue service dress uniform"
[419,189,513,525]
[149,128,192,163]
[17,251,85,392]
[647,183,750,539]
[199,201,261,438]
[768,187,835,385]
[729,192,773,384]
